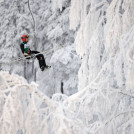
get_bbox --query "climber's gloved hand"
[24,53,29,56]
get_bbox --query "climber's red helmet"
[21,34,29,42]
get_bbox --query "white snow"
[1,0,134,133]
[1,70,134,134]
[0,0,80,96]
[52,0,63,11]
[70,0,134,133]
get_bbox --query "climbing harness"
[0,45,65,65]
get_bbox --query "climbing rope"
[28,0,37,80]
[28,0,36,50]
[0,45,66,65]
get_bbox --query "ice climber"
[20,34,51,71]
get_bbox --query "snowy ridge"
[1,71,134,134]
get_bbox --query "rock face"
[0,0,80,97]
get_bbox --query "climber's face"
[25,37,29,42]
[21,35,29,42]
